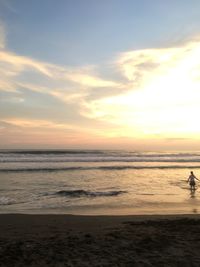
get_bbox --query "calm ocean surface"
[0,150,200,215]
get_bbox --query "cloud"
[116,42,197,86]
[0,118,121,149]
[2,27,200,148]
[0,32,126,146]
[0,48,123,127]
[0,50,119,88]
[1,118,93,133]
[83,38,200,139]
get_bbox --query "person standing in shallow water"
[187,171,199,191]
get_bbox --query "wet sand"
[1,214,200,266]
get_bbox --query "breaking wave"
[1,165,200,172]
[55,190,127,198]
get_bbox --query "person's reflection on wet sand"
[190,189,195,198]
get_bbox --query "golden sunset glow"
[82,39,200,141]
[1,1,200,150]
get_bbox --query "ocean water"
[0,149,200,215]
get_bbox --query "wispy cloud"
[0,117,121,148]
[1,22,200,147]
[0,48,123,122]
[0,50,119,88]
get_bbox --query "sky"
[1,0,200,150]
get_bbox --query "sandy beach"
[1,214,200,266]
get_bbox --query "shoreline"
[1,213,200,266]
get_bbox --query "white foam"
[0,197,14,205]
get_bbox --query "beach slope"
[1,214,200,266]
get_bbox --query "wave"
[0,149,107,155]
[2,158,200,163]
[2,150,200,165]
[1,150,200,157]
[55,190,127,198]
[1,165,200,172]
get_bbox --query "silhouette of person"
[187,171,199,191]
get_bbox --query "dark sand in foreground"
[1,214,200,266]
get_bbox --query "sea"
[0,149,200,215]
